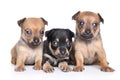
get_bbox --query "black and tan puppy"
[11,17,48,71]
[72,11,115,72]
[42,29,74,72]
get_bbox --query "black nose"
[60,47,66,55]
[33,37,39,43]
[85,29,91,34]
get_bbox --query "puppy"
[11,17,48,71]
[72,11,115,72]
[42,29,74,72]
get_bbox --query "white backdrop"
[0,0,120,80]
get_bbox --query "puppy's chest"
[47,53,69,66]
[25,48,42,64]
[77,42,98,64]
[49,57,68,66]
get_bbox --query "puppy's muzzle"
[31,37,41,47]
[57,47,69,58]
[33,37,39,44]
[81,29,93,40]
[60,47,66,55]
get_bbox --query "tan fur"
[44,53,58,65]
[58,61,71,72]
[72,11,114,72]
[43,61,54,72]
[21,18,45,44]
[11,17,47,71]
[49,39,60,56]
[49,40,69,56]
[49,42,60,55]
[11,45,17,65]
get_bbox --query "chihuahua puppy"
[42,29,74,72]
[72,11,115,72]
[11,17,48,71]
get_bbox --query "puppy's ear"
[72,11,80,20]
[98,13,104,24]
[17,18,26,27]
[45,29,55,38]
[45,29,56,41]
[41,17,48,25]
[66,29,74,38]
[45,30,50,37]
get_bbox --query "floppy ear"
[66,29,74,38]
[45,29,56,41]
[98,13,104,23]
[41,17,48,25]
[45,29,55,37]
[45,30,50,37]
[72,11,80,20]
[17,18,26,27]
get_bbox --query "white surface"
[0,0,120,80]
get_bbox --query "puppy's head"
[72,11,104,41]
[45,29,74,58]
[18,17,48,48]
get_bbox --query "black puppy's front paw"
[43,62,54,73]
[58,62,71,72]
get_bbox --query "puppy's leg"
[11,46,17,65]
[98,49,115,72]
[73,51,84,71]
[43,61,54,73]
[33,52,42,70]
[15,53,26,71]
[58,61,71,72]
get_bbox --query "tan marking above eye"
[66,38,69,42]
[56,38,59,42]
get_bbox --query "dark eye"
[66,41,71,47]
[52,41,58,47]
[79,21,84,26]
[92,23,98,27]
[40,30,44,35]
[25,29,32,36]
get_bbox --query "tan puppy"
[72,11,115,72]
[11,17,48,71]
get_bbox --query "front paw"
[43,62,54,73]
[101,66,115,72]
[73,66,84,72]
[15,66,26,72]
[59,65,71,72]
[58,62,71,72]
[33,65,42,70]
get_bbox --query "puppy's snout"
[85,29,91,34]
[81,29,93,40]
[60,47,66,55]
[33,37,39,44]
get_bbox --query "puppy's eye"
[66,41,71,47]
[52,41,58,47]
[40,30,44,35]
[25,29,32,36]
[92,23,98,27]
[79,21,84,26]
